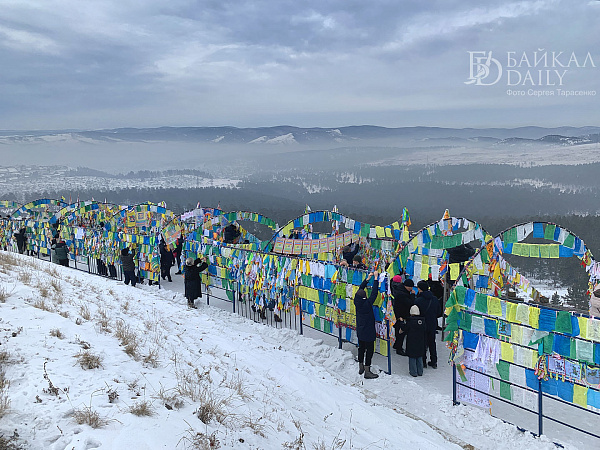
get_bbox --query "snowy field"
[0,251,594,449]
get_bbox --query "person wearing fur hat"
[354,271,380,379]
[184,255,209,308]
[390,276,415,355]
[397,305,427,377]
[415,280,441,369]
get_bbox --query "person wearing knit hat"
[390,275,415,355]
[354,271,380,379]
[415,278,442,369]
[397,304,427,377]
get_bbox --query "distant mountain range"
[1,125,600,146]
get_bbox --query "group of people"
[391,276,443,377]
[158,236,184,282]
[120,235,208,309]
[354,268,444,379]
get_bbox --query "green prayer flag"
[314,316,321,330]
[542,334,554,354]
[563,233,575,249]
[497,360,511,380]
[555,311,573,335]
[455,286,466,306]
[539,245,550,259]
[475,293,488,313]
[459,311,472,331]
[549,244,559,258]
[544,224,556,240]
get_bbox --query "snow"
[0,251,585,449]
[247,136,268,144]
[264,133,298,145]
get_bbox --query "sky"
[0,0,599,130]
[0,251,588,449]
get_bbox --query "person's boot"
[364,366,379,379]
[274,314,282,323]
[359,362,365,375]
[260,309,266,320]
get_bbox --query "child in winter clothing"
[398,305,427,377]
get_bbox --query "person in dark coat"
[223,224,241,244]
[184,256,209,308]
[352,254,367,270]
[415,280,441,369]
[14,227,27,254]
[159,241,174,282]
[53,240,69,267]
[342,243,360,266]
[51,223,60,245]
[398,305,427,377]
[391,277,415,355]
[174,235,183,274]
[120,247,136,287]
[354,271,380,379]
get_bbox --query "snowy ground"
[0,252,592,449]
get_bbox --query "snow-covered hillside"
[0,252,583,449]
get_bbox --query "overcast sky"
[1,0,599,130]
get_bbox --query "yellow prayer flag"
[391,221,400,230]
[578,317,588,339]
[450,263,460,280]
[385,227,392,238]
[501,342,514,363]
[506,303,518,323]
[529,306,540,329]
[421,263,430,280]
[573,384,588,407]
[375,226,385,238]
[488,297,503,317]
[402,229,409,242]
[378,338,388,357]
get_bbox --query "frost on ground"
[0,251,579,450]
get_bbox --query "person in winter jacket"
[52,240,69,267]
[352,254,367,270]
[354,271,380,379]
[391,277,415,355]
[159,241,175,282]
[397,305,427,377]
[184,256,209,308]
[120,247,136,287]
[174,235,183,274]
[342,243,360,266]
[14,227,27,254]
[51,223,60,245]
[415,280,441,369]
[223,224,241,244]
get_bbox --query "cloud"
[0,0,598,130]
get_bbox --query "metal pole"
[538,379,543,436]
[232,283,236,314]
[338,325,343,349]
[299,304,303,335]
[452,363,458,405]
